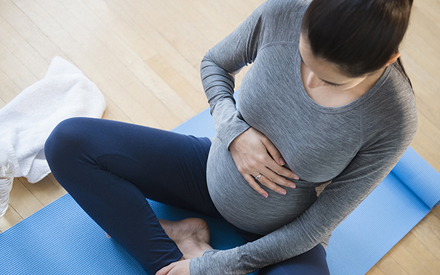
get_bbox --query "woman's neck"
[300,63,385,107]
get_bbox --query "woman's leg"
[45,117,220,274]
[257,244,330,275]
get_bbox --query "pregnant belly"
[207,137,323,235]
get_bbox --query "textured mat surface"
[0,194,245,274]
[1,109,439,275]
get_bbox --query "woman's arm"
[200,4,265,149]
[190,116,417,274]
[202,0,300,196]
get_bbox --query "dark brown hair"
[302,0,413,78]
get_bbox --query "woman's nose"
[306,71,325,89]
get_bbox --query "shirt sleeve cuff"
[217,112,251,150]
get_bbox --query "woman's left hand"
[156,259,191,275]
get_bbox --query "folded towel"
[0,56,106,183]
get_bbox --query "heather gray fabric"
[190,0,418,274]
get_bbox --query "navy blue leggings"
[45,117,329,275]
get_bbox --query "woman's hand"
[156,259,191,275]
[229,127,299,197]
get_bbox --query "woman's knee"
[258,244,329,275]
[45,117,93,167]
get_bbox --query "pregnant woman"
[45,0,417,274]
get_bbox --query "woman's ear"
[384,52,402,67]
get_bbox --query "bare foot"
[159,218,213,259]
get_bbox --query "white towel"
[0,56,106,183]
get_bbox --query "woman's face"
[299,34,369,91]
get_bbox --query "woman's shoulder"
[362,63,417,145]
[378,63,416,114]
[261,0,312,12]
[258,0,312,20]
[254,0,311,46]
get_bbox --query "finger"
[261,137,285,166]
[156,263,174,275]
[257,174,288,195]
[264,156,299,180]
[259,164,296,189]
[105,232,111,239]
[244,174,269,198]
[261,140,299,180]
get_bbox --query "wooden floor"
[0,0,439,274]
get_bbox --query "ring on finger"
[255,173,263,180]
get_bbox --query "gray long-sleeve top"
[190,0,418,274]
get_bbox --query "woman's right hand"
[229,127,299,197]
[156,258,191,275]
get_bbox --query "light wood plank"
[0,41,38,90]
[399,231,440,274]
[203,0,251,27]
[45,174,67,196]
[101,0,207,94]
[124,0,210,69]
[146,54,208,112]
[389,239,433,275]
[411,112,440,171]
[0,15,48,79]
[367,265,386,275]
[0,97,6,109]
[433,205,440,220]
[8,178,44,219]
[42,0,197,122]
[0,0,66,62]
[191,0,241,35]
[401,53,440,131]
[20,177,65,207]
[97,77,161,128]
[414,0,440,26]
[412,215,440,260]
[424,209,440,240]
[101,94,133,124]
[377,251,409,275]
[0,67,21,103]
[120,75,182,129]
[0,204,23,233]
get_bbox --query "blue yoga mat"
[0,194,246,274]
[1,109,439,275]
